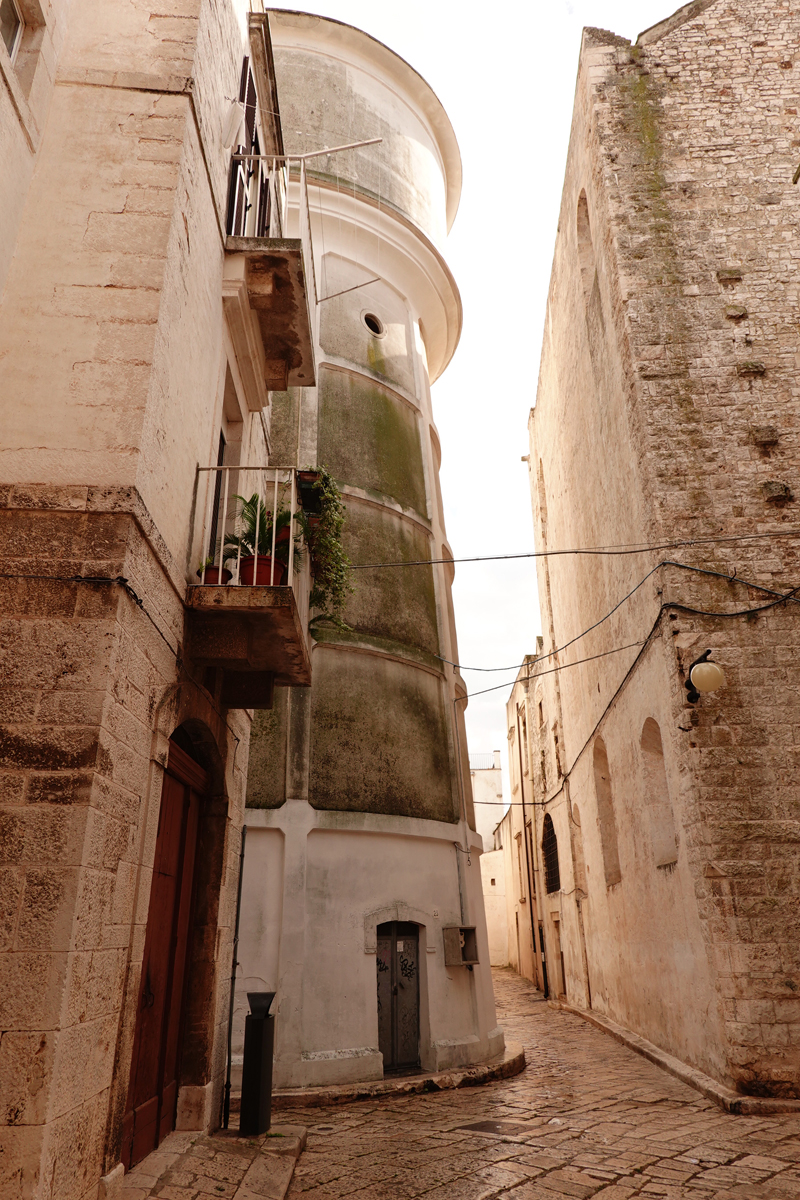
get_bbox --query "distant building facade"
[472,752,509,967]
[523,0,800,1100]
[234,11,502,1091]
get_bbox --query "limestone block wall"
[0,0,282,1193]
[528,1,800,1098]
[0,496,248,1198]
[0,0,70,296]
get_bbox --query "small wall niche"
[442,926,479,966]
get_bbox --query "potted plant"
[224,493,300,585]
[301,466,354,631]
[196,555,232,585]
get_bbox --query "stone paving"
[118,1125,306,1199]
[281,969,800,1200]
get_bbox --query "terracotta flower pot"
[196,565,232,585]
[239,555,286,586]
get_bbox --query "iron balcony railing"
[195,464,311,631]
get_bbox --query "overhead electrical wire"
[349,526,800,571]
[464,580,800,816]
[439,559,800,675]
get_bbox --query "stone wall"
[0,0,271,1192]
[528,0,800,1098]
[0,495,248,1198]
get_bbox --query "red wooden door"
[121,740,206,1169]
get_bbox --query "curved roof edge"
[266,8,463,233]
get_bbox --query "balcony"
[185,466,313,709]
[223,156,318,398]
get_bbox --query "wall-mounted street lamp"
[685,649,727,703]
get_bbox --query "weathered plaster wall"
[268,9,459,244]
[238,12,501,1091]
[480,847,509,968]
[471,756,504,847]
[237,811,500,1089]
[528,1,800,1097]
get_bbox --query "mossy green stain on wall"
[245,690,289,808]
[341,503,439,655]
[267,388,300,464]
[318,368,427,516]
[308,648,457,822]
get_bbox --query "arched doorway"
[121,732,208,1169]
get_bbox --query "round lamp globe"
[690,661,726,693]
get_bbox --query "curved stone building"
[238,10,503,1089]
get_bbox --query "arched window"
[640,718,678,866]
[593,738,622,886]
[542,814,561,894]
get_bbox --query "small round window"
[362,312,385,337]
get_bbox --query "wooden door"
[376,922,419,1073]
[121,740,205,1169]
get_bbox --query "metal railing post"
[270,470,278,585]
[219,468,230,578]
[288,470,296,587]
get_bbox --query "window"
[226,56,275,238]
[593,738,622,886]
[1,0,22,60]
[640,719,678,867]
[542,814,560,894]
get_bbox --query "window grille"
[542,814,561,894]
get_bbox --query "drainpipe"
[452,693,472,926]
[515,699,540,989]
[222,824,247,1129]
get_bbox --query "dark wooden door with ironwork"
[376,922,420,1073]
[121,740,205,1169]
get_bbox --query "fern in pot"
[224,493,300,585]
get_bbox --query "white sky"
[269,0,680,784]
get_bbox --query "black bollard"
[239,991,276,1136]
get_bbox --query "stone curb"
[266,1042,526,1109]
[559,1003,800,1115]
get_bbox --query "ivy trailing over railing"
[300,466,354,634]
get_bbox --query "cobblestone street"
[282,970,800,1200]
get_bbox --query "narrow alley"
[282,970,800,1200]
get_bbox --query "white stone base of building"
[235,804,503,1091]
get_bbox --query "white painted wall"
[480,847,508,967]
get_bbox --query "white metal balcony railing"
[227,139,382,315]
[195,464,311,632]
[228,155,318,314]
